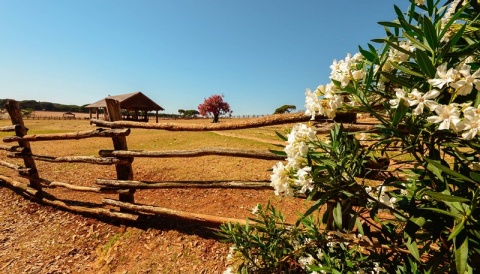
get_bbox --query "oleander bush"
[220,1,480,273]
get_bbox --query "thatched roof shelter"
[86,92,164,123]
[62,112,76,119]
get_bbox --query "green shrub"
[221,1,480,273]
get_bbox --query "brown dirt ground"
[0,114,316,274]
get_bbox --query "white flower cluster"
[270,124,317,196]
[441,0,465,40]
[365,186,397,210]
[330,53,365,87]
[429,63,480,96]
[415,0,425,5]
[222,267,234,274]
[389,87,440,115]
[223,245,238,274]
[305,85,344,120]
[389,62,480,140]
[388,41,414,65]
[251,204,260,215]
[298,248,327,274]
[298,245,383,273]
[376,40,415,78]
[305,53,365,120]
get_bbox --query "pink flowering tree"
[198,94,232,123]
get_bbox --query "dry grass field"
[0,115,314,273]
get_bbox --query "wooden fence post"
[5,100,42,191]
[105,99,135,204]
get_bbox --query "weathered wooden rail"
[0,99,374,225]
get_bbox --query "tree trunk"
[212,115,219,123]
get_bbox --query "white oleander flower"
[285,142,308,169]
[270,162,294,197]
[305,88,323,120]
[367,186,396,209]
[428,63,458,89]
[325,82,339,94]
[285,123,317,168]
[294,166,314,194]
[373,262,382,274]
[358,133,368,141]
[407,89,440,115]
[469,162,480,171]
[450,65,480,96]
[352,52,364,62]
[298,254,316,269]
[329,53,365,88]
[317,249,324,259]
[426,104,461,130]
[378,186,395,209]
[305,83,344,119]
[226,245,237,261]
[441,0,464,42]
[400,183,408,195]
[458,106,480,139]
[389,88,409,108]
[461,56,476,67]
[324,87,344,116]
[442,0,463,28]
[251,204,260,215]
[388,41,414,63]
[330,58,350,88]
[223,267,234,274]
[352,69,365,81]
[287,123,317,144]
[382,59,394,73]
[328,95,344,118]
[390,196,398,205]
[365,186,373,194]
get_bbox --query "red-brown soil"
[0,115,314,273]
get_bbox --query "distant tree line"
[0,99,89,113]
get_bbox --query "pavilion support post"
[156,110,158,123]
[105,99,135,205]
[5,100,42,191]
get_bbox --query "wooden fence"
[24,116,90,120]
[0,99,374,225]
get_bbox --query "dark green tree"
[274,104,296,114]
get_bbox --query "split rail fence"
[0,99,374,224]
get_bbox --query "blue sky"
[0,0,407,115]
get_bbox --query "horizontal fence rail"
[11,154,127,165]
[90,113,311,131]
[98,147,285,160]
[3,128,130,142]
[96,179,273,189]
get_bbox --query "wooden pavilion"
[86,92,164,123]
[62,112,76,119]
